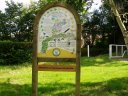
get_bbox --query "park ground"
[0,54,128,96]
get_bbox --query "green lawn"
[0,54,128,96]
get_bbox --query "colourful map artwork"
[37,7,77,58]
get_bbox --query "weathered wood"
[32,60,38,96]
[38,57,76,62]
[38,64,76,72]
[75,24,81,96]
[32,10,38,96]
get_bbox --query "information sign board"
[37,6,77,58]
[32,2,81,96]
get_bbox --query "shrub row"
[0,41,32,65]
[81,47,108,56]
[0,41,108,65]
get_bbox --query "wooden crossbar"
[37,57,76,62]
[38,64,76,72]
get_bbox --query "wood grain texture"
[38,64,76,72]
[37,57,76,62]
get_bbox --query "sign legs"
[75,58,80,96]
[32,60,38,96]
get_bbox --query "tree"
[104,0,128,49]
[0,0,38,41]
[82,0,127,48]
[0,0,92,42]
[0,11,9,40]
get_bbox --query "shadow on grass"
[0,82,75,96]
[0,83,32,96]
[38,83,75,96]
[81,77,128,96]
[0,77,128,96]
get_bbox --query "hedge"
[0,41,32,65]
[81,47,108,56]
[0,41,109,65]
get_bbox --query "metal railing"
[109,44,128,59]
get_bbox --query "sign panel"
[37,7,77,58]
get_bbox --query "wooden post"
[75,24,81,96]
[32,59,38,96]
[32,16,38,96]
[76,58,80,96]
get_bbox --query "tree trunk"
[109,0,128,49]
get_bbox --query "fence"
[109,44,128,59]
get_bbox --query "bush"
[0,41,32,65]
[81,46,108,56]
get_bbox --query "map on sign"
[37,7,77,58]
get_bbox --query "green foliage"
[0,0,37,42]
[0,41,32,65]
[0,0,89,42]
[42,33,66,53]
[81,47,108,56]
[82,3,124,47]
[39,0,87,12]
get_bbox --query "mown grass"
[0,54,128,96]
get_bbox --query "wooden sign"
[32,2,81,96]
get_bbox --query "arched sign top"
[33,2,81,59]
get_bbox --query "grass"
[0,54,128,96]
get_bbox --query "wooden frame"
[38,64,76,72]
[32,2,81,96]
